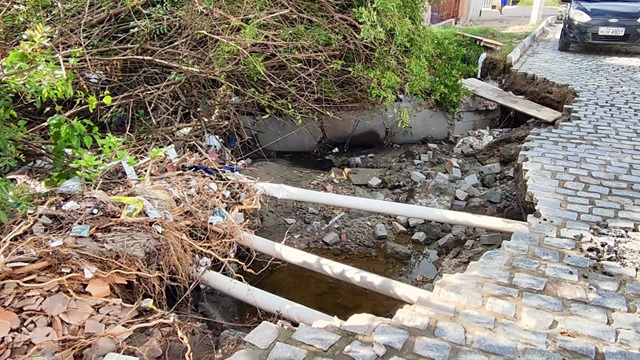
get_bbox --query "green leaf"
[83,135,93,148]
[103,95,112,106]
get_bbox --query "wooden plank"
[455,32,504,50]
[462,78,562,123]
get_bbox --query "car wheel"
[558,30,571,52]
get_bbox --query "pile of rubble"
[0,148,262,359]
[252,126,531,286]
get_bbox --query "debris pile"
[250,126,531,286]
[0,150,262,359]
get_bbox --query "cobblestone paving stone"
[228,25,640,359]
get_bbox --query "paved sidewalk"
[461,6,559,32]
[228,25,640,360]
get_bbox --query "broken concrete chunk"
[322,232,340,245]
[464,174,480,187]
[455,189,469,201]
[308,207,320,215]
[436,172,450,182]
[413,160,423,165]
[507,168,515,178]
[408,218,425,228]
[451,200,467,209]
[375,224,388,240]
[348,169,385,186]
[420,154,431,162]
[451,168,462,180]
[486,190,503,204]
[411,171,426,183]
[464,240,475,249]
[368,177,383,188]
[411,232,427,244]
[482,163,501,175]
[480,233,503,245]
[392,222,408,234]
[437,234,455,247]
[451,225,466,237]
[396,216,409,227]
[386,242,412,260]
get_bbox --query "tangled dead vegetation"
[0,151,263,359]
[2,0,483,158]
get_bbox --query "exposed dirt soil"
[501,72,577,112]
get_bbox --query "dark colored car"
[558,0,640,51]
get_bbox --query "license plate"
[598,27,625,36]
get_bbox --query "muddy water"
[244,236,438,320]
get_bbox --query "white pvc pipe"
[255,182,529,233]
[477,52,487,78]
[198,269,335,325]
[239,232,433,305]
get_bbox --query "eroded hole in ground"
[193,72,578,325]
[231,128,532,320]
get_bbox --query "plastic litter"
[164,146,179,164]
[121,161,139,181]
[83,265,97,279]
[322,212,345,230]
[110,197,144,218]
[61,201,81,211]
[57,177,83,194]
[90,203,102,215]
[208,207,228,226]
[48,239,64,248]
[176,127,192,136]
[204,134,223,150]
[137,197,163,219]
[69,225,91,237]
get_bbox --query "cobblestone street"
[229,25,640,360]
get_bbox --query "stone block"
[459,310,495,329]
[557,316,616,342]
[267,342,307,360]
[411,232,427,244]
[375,224,388,240]
[482,163,501,175]
[513,273,547,291]
[411,171,426,183]
[291,324,341,351]
[322,232,340,245]
[523,293,563,312]
[391,308,430,330]
[486,297,516,318]
[341,313,389,335]
[435,321,466,345]
[520,307,554,330]
[408,218,425,227]
[480,233,503,245]
[244,322,280,350]
[342,340,377,360]
[367,177,383,188]
[472,332,516,358]
[413,337,452,360]
[387,220,406,235]
[557,336,596,359]
[371,324,409,350]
